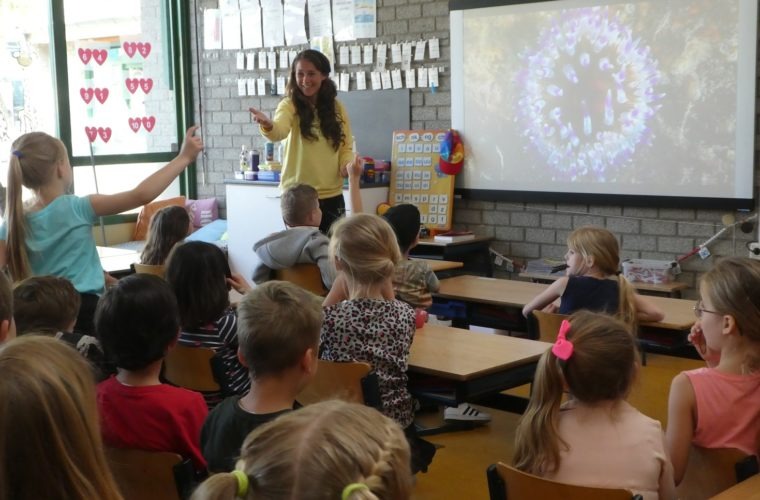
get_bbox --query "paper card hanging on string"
[237,79,247,96]
[257,78,266,95]
[307,0,333,38]
[428,67,439,88]
[405,69,416,89]
[391,69,402,90]
[356,71,367,90]
[350,45,361,65]
[370,71,381,90]
[391,43,402,64]
[258,51,267,69]
[236,52,245,70]
[247,78,257,96]
[414,40,425,61]
[418,67,428,87]
[381,70,391,90]
[204,9,222,50]
[363,45,373,65]
[376,44,386,70]
[339,46,349,66]
[284,0,307,45]
[339,72,350,92]
[241,6,263,49]
[279,50,289,68]
[429,38,440,59]
[246,53,255,70]
[333,0,355,41]
[277,76,286,94]
[267,51,277,69]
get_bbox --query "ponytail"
[6,153,31,280]
[190,472,244,500]
[513,349,567,475]
[616,274,638,330]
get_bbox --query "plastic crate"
[622,259,680,284]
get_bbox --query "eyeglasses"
[693,300,721,318]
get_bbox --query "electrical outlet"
[749,242,760,260]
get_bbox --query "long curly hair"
[286,49,345,151]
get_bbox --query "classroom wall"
[190,0,758,296]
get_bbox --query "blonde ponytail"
[189,472,241,500]
[6,153,31,280]
[616,274,638,330]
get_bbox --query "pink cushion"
[186,198,219,228]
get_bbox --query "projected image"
[456,0,753,200]
[516,7,663,182]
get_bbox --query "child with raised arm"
[514,311,675,500]
[320,213,435,474]
[522,226,664,326]
[253,158,363,287]
[191,400,413,500]
[1,127,202,334]
[666,257,760,485]
[95,273,208,474]
[201,280,323,473]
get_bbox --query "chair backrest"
[131,262,166,278]
[531,311,570,343]
[105,447,192,500]
[274,264,328,296]
[676,446,757,500]
[296,360,373,406]
[487,463,639,500]
[163,345,221,392]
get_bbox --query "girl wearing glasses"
[665,257,760,486]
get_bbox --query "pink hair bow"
[552,319,574,361]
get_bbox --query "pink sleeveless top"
[684,367,760,455]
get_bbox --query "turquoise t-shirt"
[0,195,104,294]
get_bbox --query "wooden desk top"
[411,258,464,272]
[436,275,695,331]
[408,324,551,381]
[519,271,689,295]
[417,235,493,247]
[710,474,760,499]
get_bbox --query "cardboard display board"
[390,130,455,231]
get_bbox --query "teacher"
[249,49,357,234]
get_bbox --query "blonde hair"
[513,311,637,475]
[237,280,323,379]
[190,400,412,500]
[281,183,319,227]
[329,214,401,297]
[567,226,637,327]
[6,132,68,281]
[0,336,122,500]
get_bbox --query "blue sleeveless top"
[559,276,619,315]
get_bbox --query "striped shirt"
[178,309,251,408]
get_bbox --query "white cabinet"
[226,182,388,284]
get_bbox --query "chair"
[131,262,166,278]
[676,446,759,500]
[531,311,569,343]
[163,345,222,393]
[486,462,641,500]
[274,264,328,296]
[105,447,195,500]
[296,360,380,409]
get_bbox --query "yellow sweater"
[261,97,354,199]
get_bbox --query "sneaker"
[443,403,492,423]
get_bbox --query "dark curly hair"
[286,49,345,151]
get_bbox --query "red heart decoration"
[78,48,92,64]
[80,88,94,104]
[142,116,156,132]
[94,88,109,104]
[123,42,137,58]
[128,117,142,132]
[136,42,151,58]
[93,49,107,65]
[125,78,139,94]
[139,78,153,94]
[97,127,112,143]
[85,126,98,142]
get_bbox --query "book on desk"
[434,230,475,243]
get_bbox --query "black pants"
[75,292,100,337]
[319,194,346,235]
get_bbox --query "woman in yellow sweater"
[250,49,358,233]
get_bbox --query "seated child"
[382,204,439,309]
[0,271,15,344]
[191,400,413,500]
[0,336,122,499]
[666,257,760,485]
[253,161,362,288]
[201,280,323,473]
[95,273,208,473]
[13,275,108,377]
[140,204,192,266]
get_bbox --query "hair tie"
[552,319,574,361]
[11,150,22,159]
[342,483,369,500]
[231,469,249,498]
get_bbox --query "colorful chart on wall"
[390,130,455,231]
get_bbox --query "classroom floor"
[410,353,704,500]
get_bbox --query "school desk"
[97,246,140,276]
[410,257,464,273]
[710,473,760,499]
[408,324,550,412]
[519,270,689,298]
[410,236,494,277]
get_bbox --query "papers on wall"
[241,5,263,49]
[307,0,333,38]
[356,71,366,90]
[333,0,354,42]
[354,0,376,39]
[203,9,222,50]
[221,9,242,50]
[262,0,284,48]
[284,0,307,45]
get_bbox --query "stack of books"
[433,230,475,243]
